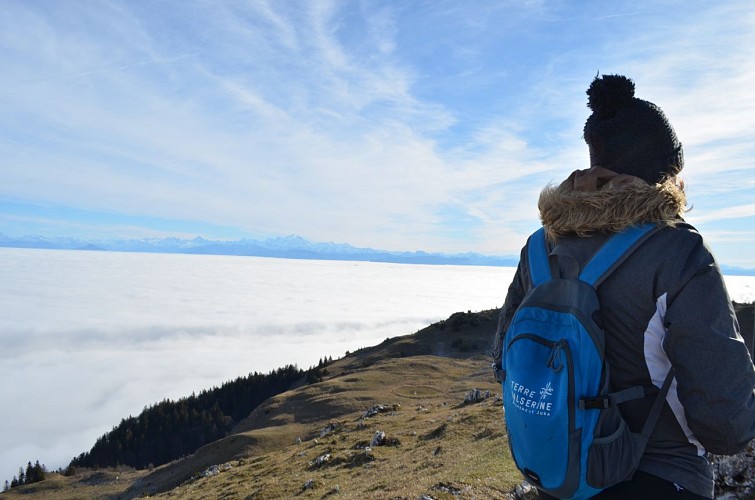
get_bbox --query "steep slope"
[116,309,513,498]
[123,356,518,498]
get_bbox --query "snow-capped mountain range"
[0,233,519,267]
[2,233,754,274]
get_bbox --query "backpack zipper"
[548,339,568,372]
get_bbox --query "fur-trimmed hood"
[538,166,687,240]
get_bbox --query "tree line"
[4,461,46,491]
[69,364,305,470]
[4,355,340,488]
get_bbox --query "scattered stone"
[320,422,340,437]
[433,446,442,457]
[360,403,400,419]
[432,482,469,496]
[202,465,221,477]
[302,479,316,490]
[199,462,233,477]
[295,436,302,444]
[363,404,384,418]
[352,439,371,450]
[463,388,491,404]
[371,430,386,447]
[362,404,386,418]
[313,453,331,467]
[507,480,538,499]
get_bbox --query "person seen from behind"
[491,74,755,499]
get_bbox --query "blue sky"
[1,1,754,267]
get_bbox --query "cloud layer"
[0,247,514,479]
[2,238,754,481]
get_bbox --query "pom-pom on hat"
[583,74,683,184]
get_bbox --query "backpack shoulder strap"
[579,223,659,287]
[527,223,658,288]
[527,227,550,287]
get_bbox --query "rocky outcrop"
[711,439,754,499]
[463,388,491,404]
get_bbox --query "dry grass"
[156,356,519,499]
[5,309,522,499]
[1,468,144,500]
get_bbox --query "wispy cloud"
[1,1,754,264]
[688,204,755,225]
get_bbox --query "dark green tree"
[25,462,34,484]
[32,461,45,483]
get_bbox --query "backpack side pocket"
[586,404,640,488]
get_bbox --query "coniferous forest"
[68,364,304,470]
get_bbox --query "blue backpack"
[500,224,675,499]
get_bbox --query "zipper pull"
[548,339,567,372]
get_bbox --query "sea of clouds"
[0,248,516,481]
[1,248,753,482]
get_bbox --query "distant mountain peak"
[0,233,520,269]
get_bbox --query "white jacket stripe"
[644,293,705,456]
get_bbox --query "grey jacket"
[491,172,755,498]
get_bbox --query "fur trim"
[538,175,687,241]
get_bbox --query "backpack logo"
[540,382,554,400]
[510,380,554,416]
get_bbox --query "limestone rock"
[371,430,386,447]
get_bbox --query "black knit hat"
[583,74,683,184]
